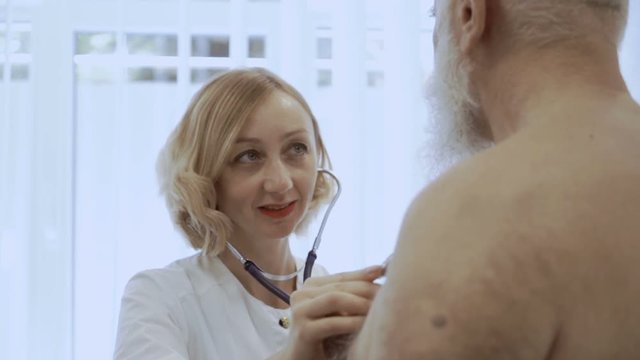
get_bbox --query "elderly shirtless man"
[345,0,640,359]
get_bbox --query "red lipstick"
[258,201,297,219]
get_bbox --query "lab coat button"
[278,317,290,329]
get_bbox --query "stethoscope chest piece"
[278,316,290,329]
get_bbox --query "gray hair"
[501,0,629,48]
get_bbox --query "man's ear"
[456,0,487,55]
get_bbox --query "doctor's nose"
[263,160,293,194]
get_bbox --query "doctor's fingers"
[293,280,380,303]
[293,316,366,344]
[292,291,373,320]
[303,266,384,287]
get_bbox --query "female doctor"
[113,68,383,360]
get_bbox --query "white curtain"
[1,1,638,359]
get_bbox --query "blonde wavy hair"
[157,68,333,255]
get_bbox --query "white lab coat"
[114,253,328,360]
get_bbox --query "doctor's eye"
[235,149,262,164]
[290,143,309,156]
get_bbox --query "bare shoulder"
[351,152,561,360]
[352,103,640,359]
[349,97,640,360]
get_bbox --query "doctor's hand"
[274,265,384,360]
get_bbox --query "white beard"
[423,21,493,178]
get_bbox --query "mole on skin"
[431,314,448,329]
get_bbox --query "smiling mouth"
[258,201,297,219]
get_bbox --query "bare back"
[351,96,640,360]
[494,96,640,358]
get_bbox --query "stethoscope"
[225,168,342,305]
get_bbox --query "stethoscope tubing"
[244,260,292,304]
[236,168,341,305]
